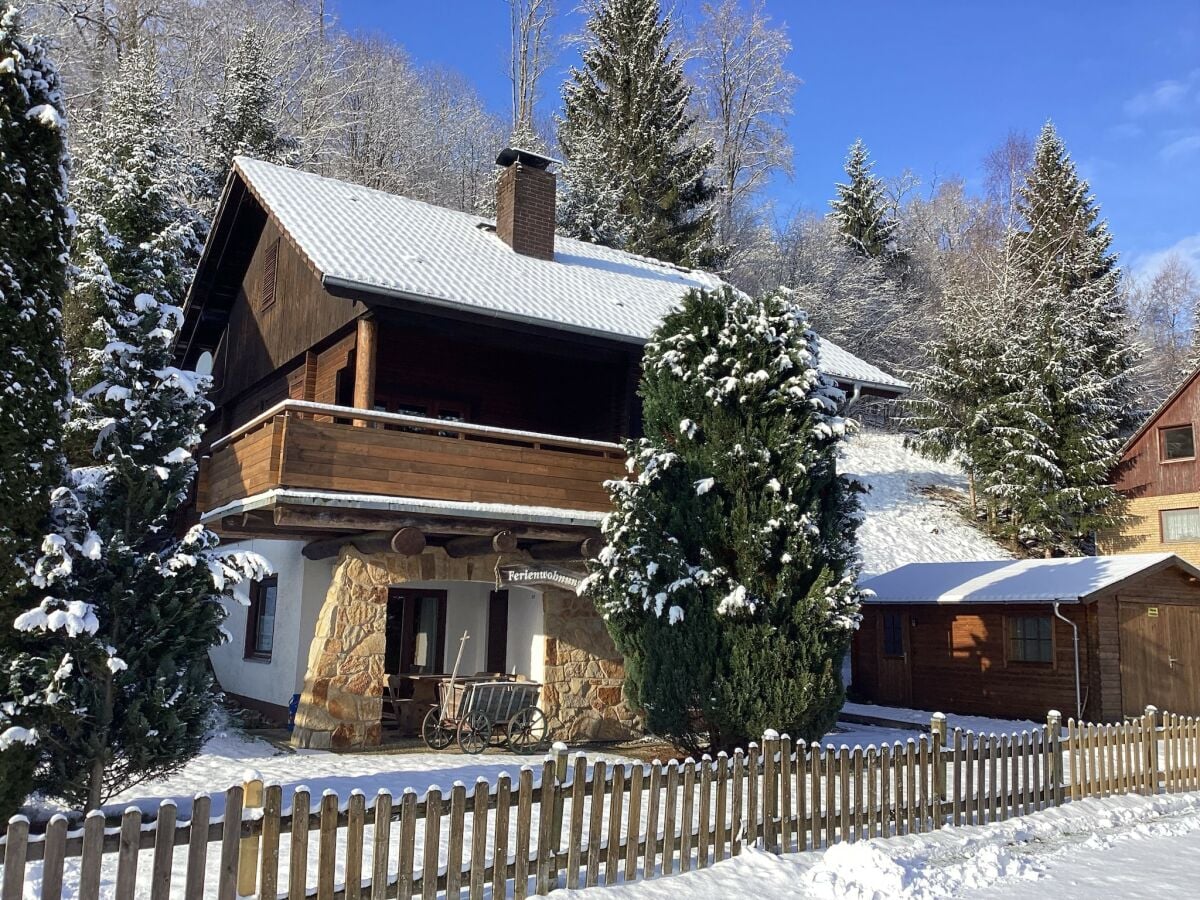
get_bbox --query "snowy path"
[839,431,1011,577]
[556,792,1200,899]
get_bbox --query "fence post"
[1046,710,1063,807]
[238,772,264,897]
[1145,705,1160,794]
[550,742,569,875]
[2,815,30,900]
[929,714,946,828]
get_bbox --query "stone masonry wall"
[542,590,641,741]
[292,546,641,749]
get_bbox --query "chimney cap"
[496,147,561,170]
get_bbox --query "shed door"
[876,610,912,706]
[1119,602,1200,716]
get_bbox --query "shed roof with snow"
[859,553,1200,606]
[193,156,907,394]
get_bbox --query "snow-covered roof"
[231,156,908,393]
[859,553,1200,605]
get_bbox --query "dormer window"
[1161,425,1195,461]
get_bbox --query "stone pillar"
[291,546,504,749]
[291,546,643,750]
[542,589,641,741]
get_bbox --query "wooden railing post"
[1145,705,1160,794]
[239,773,264,897]
[2,815,30,900]
[929,714,947,828]
[1045,710,1063,807]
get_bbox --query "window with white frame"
[1162,508,1200,543]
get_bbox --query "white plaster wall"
[507,587,545,683]
[209,538,332,711]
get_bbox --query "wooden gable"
[1113,368,1200,498]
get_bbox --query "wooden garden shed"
[851,553,1200,722]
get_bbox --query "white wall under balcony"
[210,538,334,716]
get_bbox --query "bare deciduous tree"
[691,0,798,250]
[507,0,555,147]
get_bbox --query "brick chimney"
[495,147,557,261]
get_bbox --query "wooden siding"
[213,218,361,407]
[1112,371,1200,499]
[201,419,283,512]
[1098,492,1200,567]
[203,407,625,514]
[853,603,1094,720]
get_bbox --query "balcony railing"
[200,400,628,516]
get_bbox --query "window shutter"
[261,239,279,309]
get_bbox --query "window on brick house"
[1161,425,1195,461]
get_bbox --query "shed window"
[1161,425,1195,461]
[1007,615,1052,663]
[245,576,278,660]
[882,612,904,656]
[1162,508,1200,543]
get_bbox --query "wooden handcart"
[421,679,550,754]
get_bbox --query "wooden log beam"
[272,505,599,542]
[352,316,377,427]
[302,527,428,561]
[444,530,518,559]
[526,537,605,561]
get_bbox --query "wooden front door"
[1119,602,1200,716]
[876,610,913,706]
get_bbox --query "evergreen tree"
[17,45,269,809]
[0,2,72,819]
[64,47,201,358]
[1014,121,1137,432]
[829,139,898,259]
[198,25,292,214]
[583,287,862,752]
[558,0,717,268]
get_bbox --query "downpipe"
[1053,600,1082,721]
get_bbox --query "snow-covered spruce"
[829,138,899,261]
[0,1,72,820]
[581,286,863,753]
[18,46,268,811]
[557,0,718,269]
[197,23,295,217]
[909,122,1135,555]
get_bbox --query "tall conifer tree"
[829,139,897,259]
[18,46,268,809]
[583,287,862,752]
[0,2,72,818]
[558,0,717,267]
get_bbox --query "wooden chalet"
[851,554,1200,721]
[1101,366,1200,566]
[179,148,909,749]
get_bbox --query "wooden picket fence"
[3,706,1199,899]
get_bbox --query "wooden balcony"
[199,401,627,523]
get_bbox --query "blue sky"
[336,0,1200,276]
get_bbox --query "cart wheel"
[507,707,549,754]
[457,711,492,755]
[422,707,453,751]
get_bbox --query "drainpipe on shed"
[1053,600,1082,721]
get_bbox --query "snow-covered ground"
[839,430,1012,577]
[558,791,1200,899]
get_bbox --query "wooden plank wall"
[277,416,622,511]
[214,218,361,407]
[204,420,283,512]
[853,604,1093,720]
[1112,371,1200,498]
